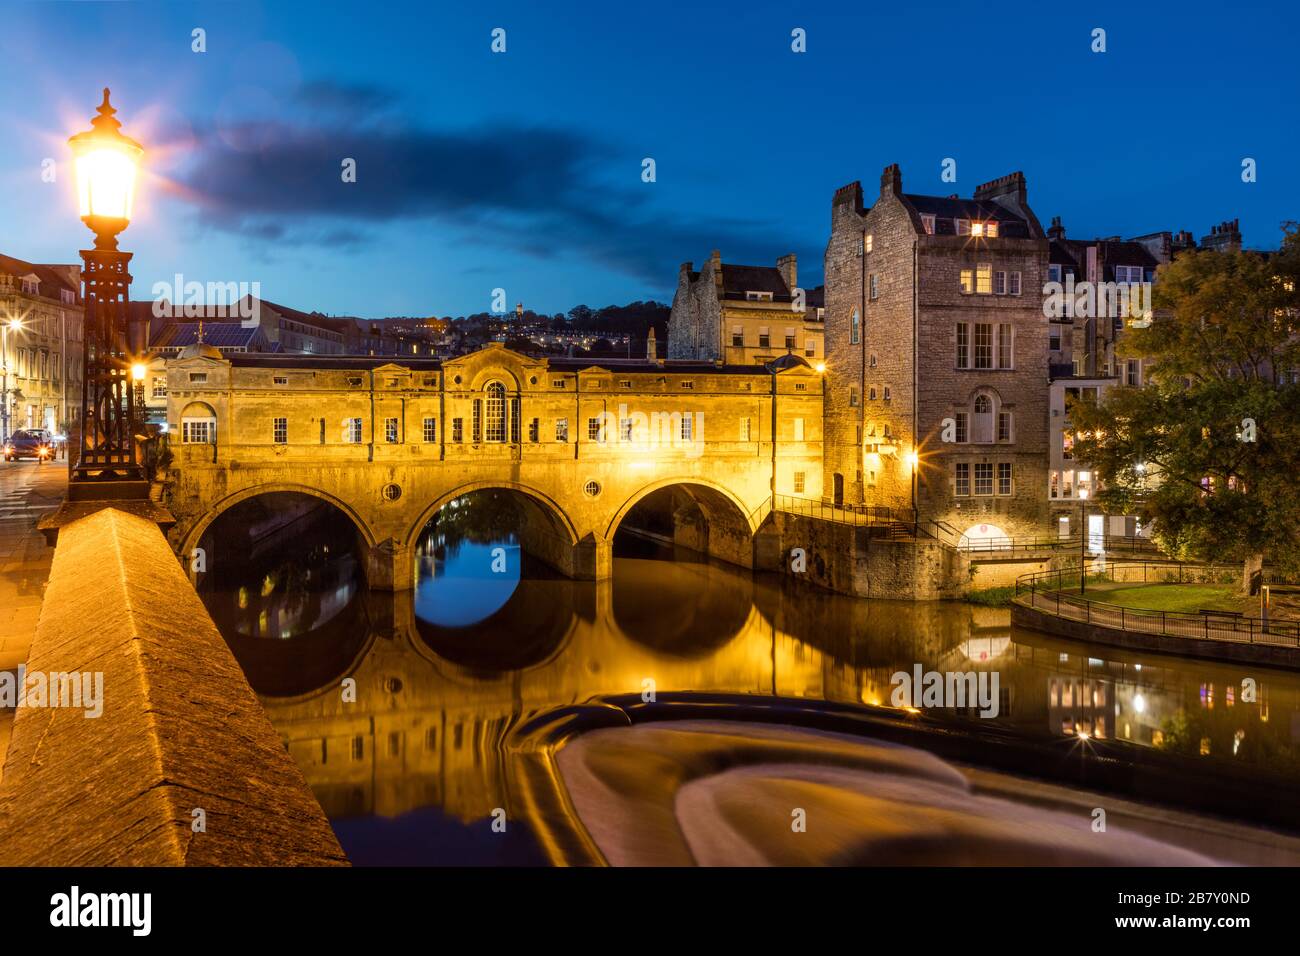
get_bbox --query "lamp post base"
[68,477,150,501]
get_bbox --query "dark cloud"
[180,98,807,285]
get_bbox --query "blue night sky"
[1,0,1296,318]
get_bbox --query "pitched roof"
[0,253,80,302]
[903,194,1032,238]
[719,263,792,299]
[152,322,270,351]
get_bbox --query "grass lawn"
[1078,583,1252,615]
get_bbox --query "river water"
[197,496,1300,864]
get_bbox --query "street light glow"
[131,363,147,382]
[68,89,143,234]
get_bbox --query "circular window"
[529,375,538,385]
[583,480,602,498]
[454,374,462,385]
[384,677,403,694]
[382,483,402,502]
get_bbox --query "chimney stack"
[880,163,903,197]
[776,254,797,294]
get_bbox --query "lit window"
[971,222,985,237]
[793,471,806,494]
[865,234,874,253]
[960,270,974,294]
[921,214,935,235]
[484,381,506,442]
[346,418,363,443]
[555,418,569,442]
[976,263,992,294]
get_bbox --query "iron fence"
[1014,561,1300,647]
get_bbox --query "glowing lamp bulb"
[68,89,143,229]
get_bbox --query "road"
[0,458,67,778]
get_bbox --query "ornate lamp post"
[67,88,146,498]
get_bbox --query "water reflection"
[202,507,1300,864]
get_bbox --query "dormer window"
[60,289,75,304]
[21,278,38,295]
[956,219,971,236]
[745,291,773,301]
[970,221,999,238]
[921,214,935,235]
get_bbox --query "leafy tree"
[1072,225,1300,591]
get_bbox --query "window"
[484,381,506,442]
[864,234,874,253]
[1049,329,1061,351]
[1126,360,1142,386]
[883,386,892,401]
[452,417,464,443]
[739,417,752,441]
[423,417,437,443]
[974,323,993,369]
[620,417,634,442]
[732,326,743,347]
[994,270,1007,295]
[274,376,288,386]
[793,418,805,441]
[273,417,287,444]
[955,412,968,443]
[1009,271,1021,295]
[976,263,992,295]
[319,419,325,444]
[552,379,566,388]
[587,417,605,442]
[850,308,860,345]
[182,418,214,444]
[960,269,974,294]
[151,377,167,399]
[997,411,1012,442]
[973,394,994,442]
[528,418,540,443]
[1116,265,1143,283]
[956,324,969,368]
[794,382,807,392]
[849,386,859,407]
[680,416,693,442]
[746,291,773,301]
[793,471,806,494]
[869,353,877,368]
[758,327,770,349]
[998,323,1013,369]
[955,462,970,496]
[869,274,879,300]
[805,339,816,357]
[956,219,971,235]
[385,417,399,443]
[921,214,935,235]
[346,418,363,443]
[998,462,1013,495]
[555,418,569,442]
[680,380,695,389]
[189,372,208,384]
[619,380,631,389]
[1048,264,1063,283]
[784,327,796,349]
[869,386,877,401]
[974,462,994,496]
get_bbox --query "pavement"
[0,458,67,778]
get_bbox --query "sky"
[0,0,1296,319]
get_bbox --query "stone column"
[365,537,414,591]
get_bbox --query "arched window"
[972,393,994,443]
[484,381,507,442]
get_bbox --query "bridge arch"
[403,480,579,552]
[607,477,758,569]
[180,482,379,559]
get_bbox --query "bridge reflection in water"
[195,494,1300,864]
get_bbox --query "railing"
[771,494,915,529]
[1014,561,1300,647]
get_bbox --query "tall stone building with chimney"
[822,164,1051,544]
[667,251,824,365]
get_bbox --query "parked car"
[2,429,54,462]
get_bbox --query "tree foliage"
[1071,225,1300,584]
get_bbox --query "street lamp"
[907,449,920,534]
[67,88,146,495]
[1078,487,1089,594]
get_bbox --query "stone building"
[667,251,824,365]
[822,165,1051,544]
[0,253,83,438]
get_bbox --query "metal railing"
[771,494,915,529]
[1014,561,1300,647]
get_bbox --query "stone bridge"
[162,343,825,589]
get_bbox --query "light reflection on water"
[200,519,1300,864]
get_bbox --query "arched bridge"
[162,343,825,589]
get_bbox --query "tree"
[1072,225,1300,591]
